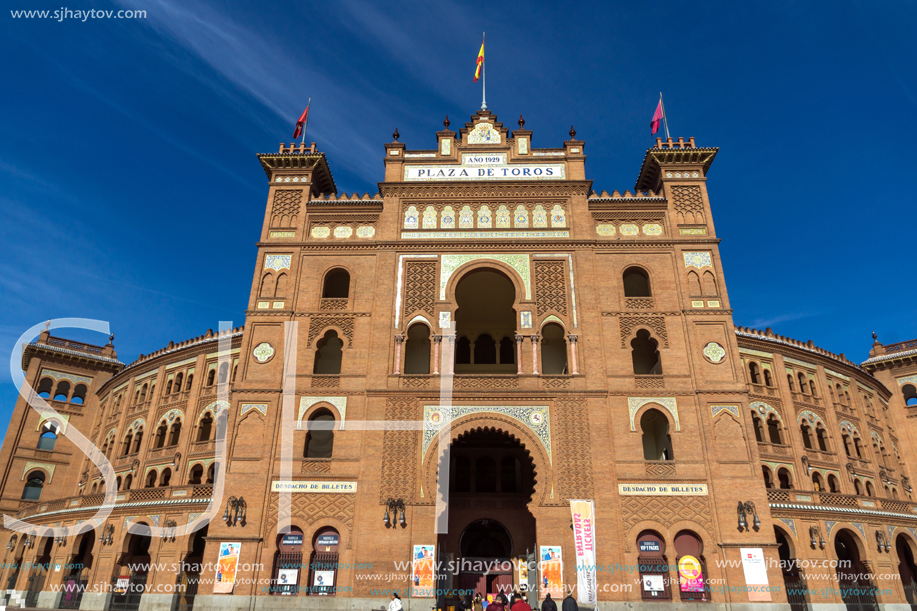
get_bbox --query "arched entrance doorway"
[834,529,878,611]
[24,534,53,608]
[61,531,95,610]
[895,534,917,607]
[109,525,152,611]
[774,526,809,611]
[439,428,536,602]
[454,269,518,372]
[173,525,207,611]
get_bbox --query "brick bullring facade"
[2,111,917,611]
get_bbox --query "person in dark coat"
[561,594,577,611]
[486,595,505,611]
[541,593,557,611]
[463,594,473,610]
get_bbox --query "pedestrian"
[388,593,403,611]
[474,593,484,611]
[541,593,556,611]
[561,593,577,611]
[487,594,505,611]
[511,594,532,611]
[463,593,473,611]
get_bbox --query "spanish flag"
[473,39,484,83]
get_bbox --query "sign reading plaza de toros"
[404,153,566,181]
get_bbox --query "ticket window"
[272,528,304,595]
[309,527,340,596]
[674,530,708,602]
[637,531,670,601]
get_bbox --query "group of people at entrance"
[388,591,577,611]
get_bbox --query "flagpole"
[659,92,670,140]
[301,97,311,145]
[481,32,487,111]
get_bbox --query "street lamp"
[736,501,760,532]
[383,498,405,528]
[223,496,246,526]
[809,526,825,550]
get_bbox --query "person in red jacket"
[511,595,532,611]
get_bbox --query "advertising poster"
[412,544,435,597]
[213,542,241,594]
[677,555,704,593]
[569,500,597,604]
[539,546,563,598]
[313,570,335,595]
[517,558,529,591]
[277,569,298,595]
[642,575,665,593]
[114,576,129,594]
[740,548,771,602]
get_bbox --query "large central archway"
[437,427,537,600]
[454,269,518,372]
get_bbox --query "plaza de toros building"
[2,110,917,611]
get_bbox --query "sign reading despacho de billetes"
[618,483,708,496]
[404,163,566,181]
[271,481,357,493]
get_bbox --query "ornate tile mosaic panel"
[299,396,347,428]
[683,252,712,269]
[440,254,531,300]
[628,397,679,431]
[264,254,292,271]
[422,404,550,462]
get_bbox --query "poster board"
[412,544,435,597]
[539,546,563,598]
[740,548,771,602]
[213,542,241,594]
[570,500,597,604]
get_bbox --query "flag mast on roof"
[651,92,670,140]
[474,33,486,110]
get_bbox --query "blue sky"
[1,0,915,441]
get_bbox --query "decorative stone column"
[515,334,524,375]
[393,335,405,375]
[567,334,579,375]
[531,334,541,375]
[446,335,456,375]
[432,335,442,374]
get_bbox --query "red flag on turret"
[651,99,663,135]
[292,104,310,139]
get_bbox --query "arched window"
[853,435,863,458]
[116,476,122,491]
[476,457,496,492]
[101,436,110,457]
[188,465,203,485]
[854,479,863,495]
[800,423,813,450]
[454,457,471,493]
[631,329,662,375]
[22,471,45,500]
[168,420,182,446]
[812,472,824,492]
[702,270,718,296]
[541,323,567,374]
[185,374,193,391]
[322,269,351,298]
[836,384,845,404]
[762,466,774,488]
[304,409,335,459]
[748,362,761,384]
[54,381,70,402]
[865,481,874,497]
[763,369,773,387]
[36,378,53,398]
[122,432,133,456]
[174,373,184,393]
[218,362,229,384]
[154,423,167,449]
[844,390,851,404]
[767,415,782,444]
[165,380,173,395]
[687,271,702,296]
[145,470,157,488]
[622,267,651,297]
[139,384,148,403]
[828,474,840,493]
[500,457,519,493]
[455,336,471,364]
[37,423,58,451]
[904,385,917,407]
[123,473,133,490]
[232,364,238,381]
[828,385,835,402]
[809,380,818,397]
[499,337,515,365]
[159,468,172,487]
[787,374,795,391]
[777,468,792,490]
[260,274,276,298]
[751,413,764,443]
[197,414,213,442]
[313,330,343,374]
[674,530,708,602]
[91,483,98,494]
[473,334,497,365]
[893,488,899,499]
[842,433,853,457]
[132,428,144,453]
[206,464,216,484]
[207,369,216,386]
[404,324,431,374]
[798,373,808,394]
[72,384,87,405]
[816,426,829,452]
[275,273,289,298]
[641,409,673,460]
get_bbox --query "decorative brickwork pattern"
[553,399,594,503]
[301,460,332,474]
[645,462,676,477]
[404,261,437,319]
[625,298,654,310]
[270,190,302,228]
[319,298,348,311]
[636,376,665,389]
[619,315,668,348]
[534,261,568,316]
[380,398,417,504]
[672,185,705,225]
[267,493,355,548]
[308,315,355,345]
[621,495,712,535]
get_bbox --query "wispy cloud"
[748,311,820,329]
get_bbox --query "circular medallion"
[703,342,727,364]
[253,342,275,364]
[529,410,546,426]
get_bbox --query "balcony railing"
[766,489,917,514]
[14,484,216,520]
